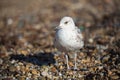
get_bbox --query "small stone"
[26,77,31,80]
[79,52,85,57]
[69,61,74,67]
[9,66,16,72]
[111,75,119,79]
[18,62,24,66]
[26,72,32,78]
[81,57,91,63]
[16,66,21,71]
[59,72,63,76]
[51,67,57,73]
[0,53,8,58]
[20,50,29,56]
[98,66,103,70]
[11,60,16,64]
[18,76,26,80]
[59,65,64,70]
[88,38,94,43]
[25,65,30,72]
[33,24,42,30]
[44,49,51,53]
[21,66,26,74]
[31,69,38,75]
[85,22,91,27]
[7,18,13,25]
[68,71,74,75]
[0,59,3,64]
[41,71,49,77]
[101,55,110,63]
[108,70,112,75]
[78,74,84,78]
[32,75,39,79]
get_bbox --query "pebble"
[0,53,8,58]
[16,66,21,71]
[33,24,42,30]
[58,72,63,76]
[101,55,110,63]
[31,69,38,75]
[0,59,3,64]
[68,71,74,75]
[20,50,29,56]
[59,65,64,70]
[68,61,74,67]
[9,66,16,72]
[111,75,119,79]
[51,67,57,73]
[41,71,49,77]
[18,76,26,80]
[7,18,13,25]
[11,60,16,64]
[88,38,94,43]
[26,77,31,80]
[18,62,24,66]
[26,72,32,78]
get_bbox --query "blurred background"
[0,0,120,79]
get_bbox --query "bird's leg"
[74,53,77,70]
[65,54,70,70]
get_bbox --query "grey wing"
[75,26,84,48]
[75,26,83,40]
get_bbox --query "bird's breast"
[56,29,77,46]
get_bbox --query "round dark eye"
[64,21,68,24]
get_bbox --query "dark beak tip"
[54,26,62,31]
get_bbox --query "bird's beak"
[55,26,62,31]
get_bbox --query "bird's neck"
[63,26,75,31]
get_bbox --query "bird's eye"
[64,21,68,24]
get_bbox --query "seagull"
[54,16,84,70]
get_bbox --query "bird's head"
[58,16,75,29]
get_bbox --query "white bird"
[54,16,84,70]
